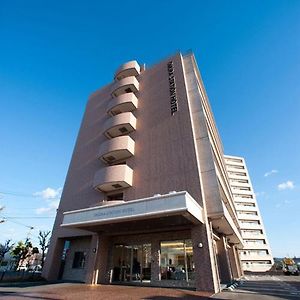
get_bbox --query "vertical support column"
[191,224,218,292]
[216,236,233,284]
[42,237,65,281]
[91,234,111,284]
[151,240,160,283]
[85,234,99,284]
[233,246,244,277]
[228,245,239,279]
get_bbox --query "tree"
[11,238,35,270]
[38,231,51,268]
[0,239,14,262]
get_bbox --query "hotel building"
[224,155,274,272]
[43,52,270,292]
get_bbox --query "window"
[227,164,244,169]
[72,251,86,269]
[230,178,249,184]
[226,158,243,163]
[125,88,132,93]
[234,194,253,199]
[119,127,128,134]
[104,155,116,162]
[160,240,194,281]
[107,193,124,201]
[112,183,122,189]
[232,186,251,191]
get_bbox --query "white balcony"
[239,223,262,230]
[232,189,253,196]
[93,165,133,192]
[237,214,260,221]
[98,136,135,164]
[242,263,272,272]
[235,205,257,212]
[114,61,140,80]
[243,243,268,250]
[111,76,139,97]
[240,254,272,261]
[103,112,137,139]
[107,93,138,116]
[242,232,264,239]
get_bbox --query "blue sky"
[0,1,299,257]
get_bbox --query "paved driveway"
[0,275,299,299]
[0,282,212,299]
[215,275,300,300]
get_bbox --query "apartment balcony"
[107,93,138,116]
[228,173,248,180]
[240,253,272,261]
[224,160,244,167]
[232,189,253,196]
[242,232,264,239]
[243,244,269,250]
[226,165,246,173]
[98,136,135,164]
[111,76,139,98]
[235,205,257,212]
[239,223,262,230]
[229,181,251,188]
[93,165,133,192]
[234,197,256,203]
[103,112,137,139]
[237,214,260,221]
[242,263,272,272]
[114,61,140,80]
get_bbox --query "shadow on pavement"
[0,291,62,300]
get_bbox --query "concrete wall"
[62,236,92,282]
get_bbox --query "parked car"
[28,265,42,272]
[282,258,299,276]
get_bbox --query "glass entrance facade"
[112,244,151,282]
[160,239,194,282]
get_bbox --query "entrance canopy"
[61,191,204,231]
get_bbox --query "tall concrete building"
[224,155,274,272]
[42,52,268,292]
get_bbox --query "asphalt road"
[215,274,300,300]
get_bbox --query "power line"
[2,217,34,229]
[3,216,55,219]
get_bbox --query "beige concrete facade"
[224,155,274,272]
[43,52,247,293]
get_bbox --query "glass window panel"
[160,239,194,281]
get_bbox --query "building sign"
[61,192,204,227]
[167,61,178,115]
[94,207,134,218]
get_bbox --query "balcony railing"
[114,61,140,81]
[103,112,137,139]
[98,135,135,164]
[111,76,139,98]
[93,164,133,192]
[107,93,138,116]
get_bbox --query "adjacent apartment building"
[43,52,272,292]
[224,155,274,272]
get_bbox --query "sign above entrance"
[61,191,204,229]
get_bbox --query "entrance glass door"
[112,243,151,283]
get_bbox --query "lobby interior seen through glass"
[112,244,151,282]
[160,240,194,281]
